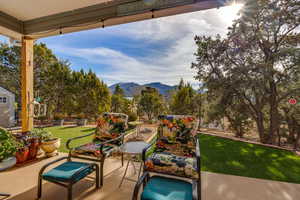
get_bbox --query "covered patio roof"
[0,0,241,40]
[0,0,243,132]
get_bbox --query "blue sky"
[0,4,241,87]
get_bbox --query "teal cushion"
[141,176,193,200]
[42,161,94,183]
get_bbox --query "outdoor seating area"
[2,114,299,200]
[1,153,300,200]
[134,115,200,200]
[68,113,129,187]
[0,0,300,200]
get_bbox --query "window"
[0,97,7,103]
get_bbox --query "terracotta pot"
[16,147,29,164]
[28,138,40,160]
[41,138,61,157]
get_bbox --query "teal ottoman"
[38,157,99,200]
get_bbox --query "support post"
[21,37,34,132]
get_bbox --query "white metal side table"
[119,141,149,188]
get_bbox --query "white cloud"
[100,5,240,41]
[45,5,241,87]
[50,43,197,86]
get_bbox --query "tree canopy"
[0,42,111,120]
[192,0,300,144]
[138,87,165,120]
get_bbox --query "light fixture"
[102,19,105,28]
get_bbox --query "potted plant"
[53,114,64,126]
[28,129,44,159]
[0,127,17,171]
[76,113,88,126]
[15,140,29,164]
[34,129,61,157]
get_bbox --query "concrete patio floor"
[1,153,300,200]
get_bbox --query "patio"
[1,153,300,200]
[1,1,299,200]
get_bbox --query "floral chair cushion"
[73,142,118,158]
[145,115,199,179]
[145,152,198,179]
[157,115,199,157]
[73,113,128,158]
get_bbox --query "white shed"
[0,87,15,127]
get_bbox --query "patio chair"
[140,115,201,199]
[66,112,128,187]
[38,156,99,200]
[0,193,10,198]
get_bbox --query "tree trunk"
[267,79,280,144]
[255,113,267,143]
[294,132,300,151]
[287,119,296,144]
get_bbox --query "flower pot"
[41,138,61,157]
[53,119,64,126]
[77,119,88,126]
[16,147,29,164]
[0,157,17,171]
[28,138,40,160]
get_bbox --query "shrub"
[0,127,17,161]
[31,128,53,141]
[128,112,138,122]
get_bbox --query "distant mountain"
[143,82,176,96]
[109,82,176,97]
[109,82,140,97]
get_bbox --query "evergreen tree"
[114,84,124,96]
[170,80,196,115]
[138,87,165,120]
[0,42,111,120]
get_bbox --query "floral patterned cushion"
[95,113,128,141]
[73,142,118,158]
[144,115,199,179]
[145,152,199,179]
[73,113,128,158]
[157,115,199,156]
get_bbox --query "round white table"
[119,141,149,188]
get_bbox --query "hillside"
[109,82,176,97]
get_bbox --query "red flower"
[94,150,101,156]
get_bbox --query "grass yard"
[199,134,300,184]
[46,126,136,153]
[46,126,95,153]
[45,127,300,184]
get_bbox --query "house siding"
[0,87,15,127]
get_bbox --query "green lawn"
[46,126,136,153]
[46,126,95,153]
[199,134,300,184]
[46,126,300,184]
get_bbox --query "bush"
[128,112,138,122]
[0,127,17,161]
